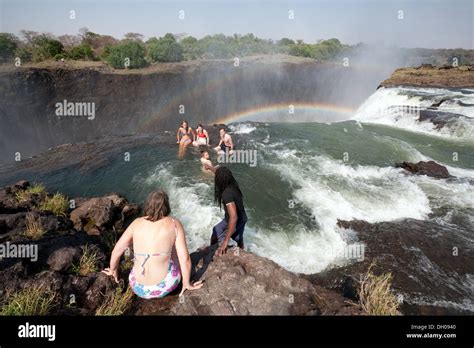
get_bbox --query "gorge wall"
[0,56,388,164]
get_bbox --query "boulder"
[83,272,119,310]
[25,270,65,293]
[70,194,128,235]
[395,160,450,179]
[47,246,82,272]
[13,180,30,191]
[0,187,24,213]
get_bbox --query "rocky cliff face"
[0,56,384,163]
[379,65,474,88]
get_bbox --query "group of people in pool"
[176,120,235,174]
[103,122,247,299]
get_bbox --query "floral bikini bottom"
[128,258,181,299]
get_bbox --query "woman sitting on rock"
[102,190,203,299]
[193,124,209,146]
[176,120,195,147]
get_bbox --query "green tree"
[31,35,64,62]
[198,34,232,58]
[67,44,95,60]
[15,46,32,62]
[0,33,19,62]
[277,38,295,46]
[180,36,201,60]
[147,33,184,62]
[105,41,148,69]
[288,43,313,58]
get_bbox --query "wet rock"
[313,218,474,315]
[417,109,469,131]
[395,160,450,179]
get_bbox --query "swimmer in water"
[176,120,195,147]
[200,150,218,174]
[214,127,234,155]
[193,124,209,147]
[177,120,195,159]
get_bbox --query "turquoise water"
[6,120,473,276]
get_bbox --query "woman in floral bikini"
[103,190,203,298]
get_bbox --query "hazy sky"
[1,0,472,49]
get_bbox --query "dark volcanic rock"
[310,218,474,315]
[418,109,471,130]
[396,160,450,179]
[70,194,128,235]
[47,246,82,272]
[83,272,118,310]
[134,246,362,316]
[25,270,65,293]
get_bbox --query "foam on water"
[353,87,474,139]
[134,163,222,251]
[229,123,257,134]
[246,146,433,273]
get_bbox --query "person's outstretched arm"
[204,163,217,173]
[102,220,135,282]
[174,218,203,295]
[204,130,210,144]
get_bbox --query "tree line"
[0,28,472,69]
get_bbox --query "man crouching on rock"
[211,167,248,256]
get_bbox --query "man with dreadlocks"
[211,167,248,256]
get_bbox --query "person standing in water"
[193,124,209,146]
[200,150,219,174]
[214,128,234,154]
[211,167,247,256]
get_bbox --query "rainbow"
[137,65,356,131]
[214,102,355,124]
[138,68,250,131]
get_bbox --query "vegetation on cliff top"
[2,28,471,69]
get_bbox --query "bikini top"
[180,127,191,136]
[197,131,206,138]
[134,218,178,276]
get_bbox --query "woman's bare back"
[131,216,178,285]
